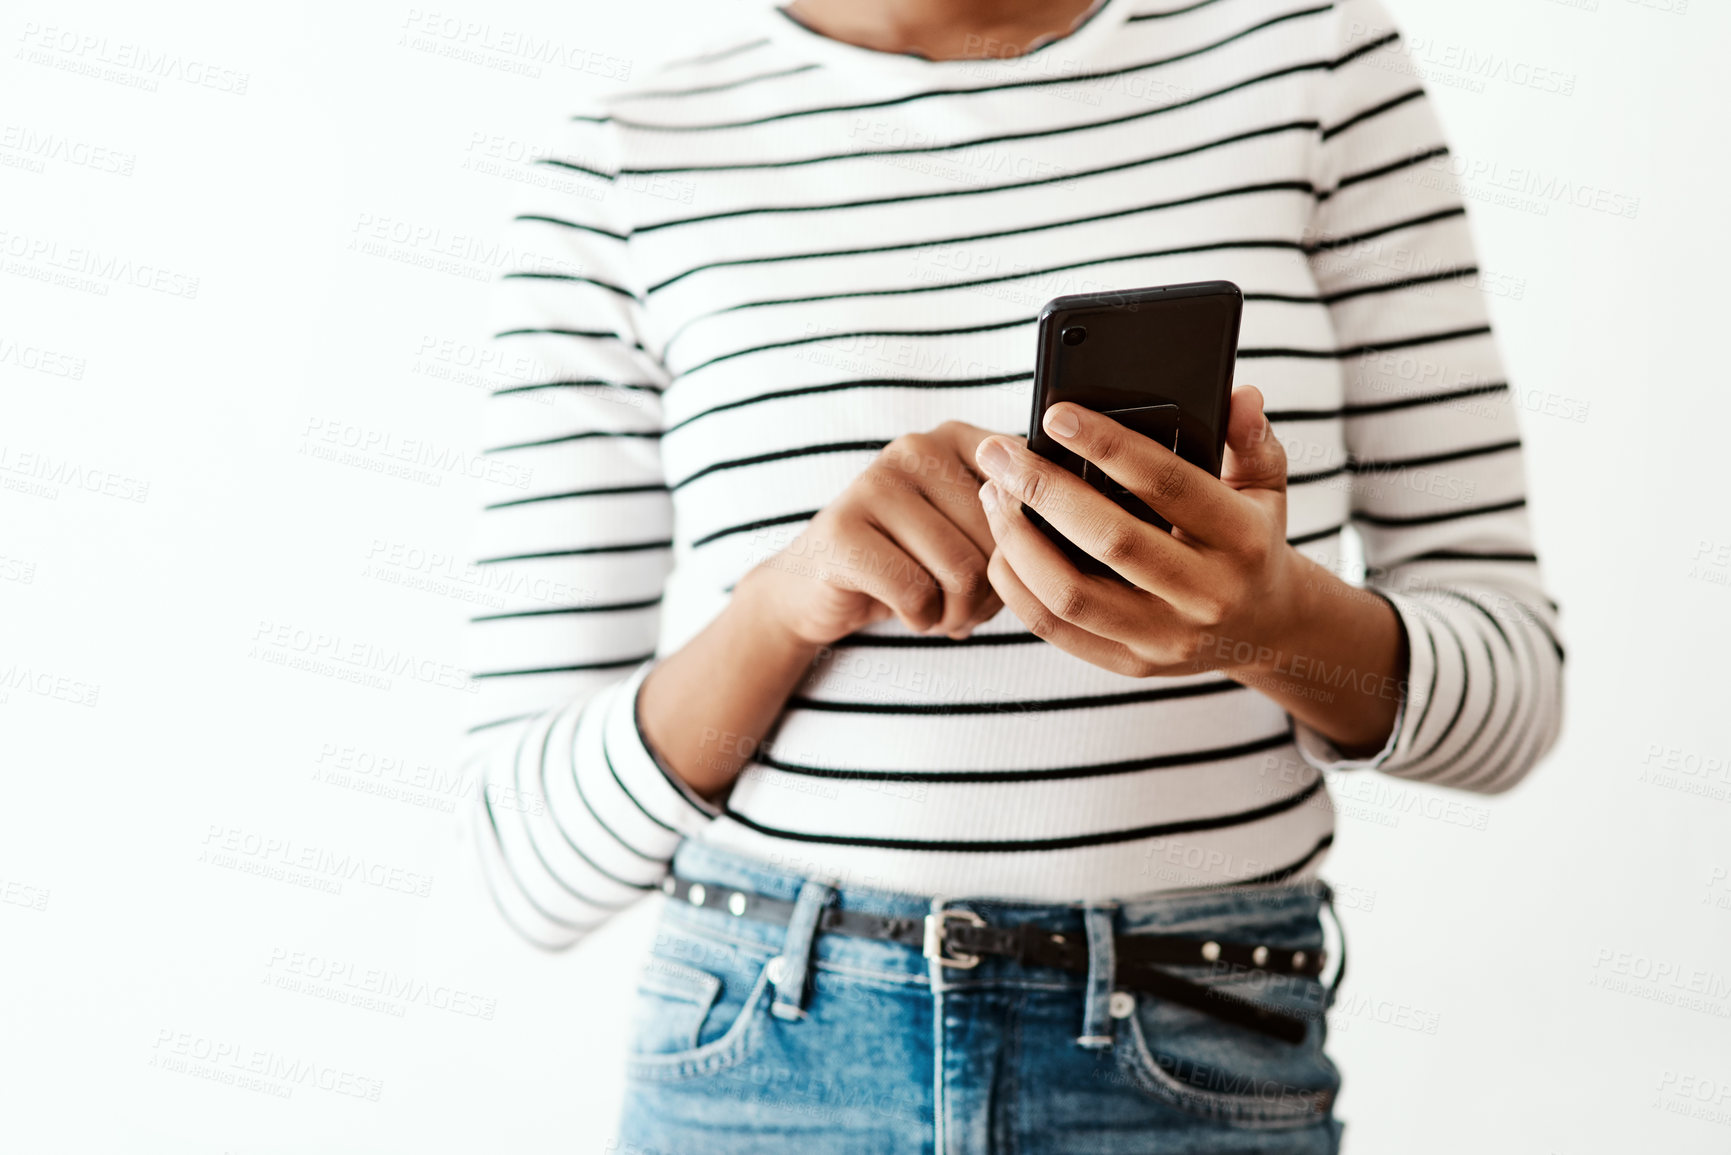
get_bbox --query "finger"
[867,487,997,634]
[875,426,1000,559]
[984,547,1148,675]
[824,519,947,634]
[928,426,1004,558]
[1038,402,1248,547]
[922,450,997,560]
[975,432,1202,598]
[979,478,1177,644]
[1219,386,1287,493]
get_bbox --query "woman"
[463,0,1563,1149]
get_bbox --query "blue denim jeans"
[615,840,1345,1154]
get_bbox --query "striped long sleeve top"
[462,0,1564,949]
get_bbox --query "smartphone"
[1024,281,1243,578]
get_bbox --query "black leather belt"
[662,875,1327,1045]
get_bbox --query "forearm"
[638,569,823,801]
[1218,552,1406,759]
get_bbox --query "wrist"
[1215,547,1318,681]
[731,565,826,665]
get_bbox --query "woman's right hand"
[737,421,1006,646]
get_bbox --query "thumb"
[1219,385,1286,493]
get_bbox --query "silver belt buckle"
[923,908,987,968]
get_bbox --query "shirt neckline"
[761,0,1130,80]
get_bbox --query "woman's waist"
[661,837,1332,988]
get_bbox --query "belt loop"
[1076,904,1117,1048]
[770,878,834,1021]
[1318,880,1348,1005]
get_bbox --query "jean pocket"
[625,930,775,1082]
[1112,971,1340,1129]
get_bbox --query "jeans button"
[766,956,789,985]
[1109,990,1135,1019]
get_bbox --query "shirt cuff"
[599,658,724,833]
[1290,586,1433,774]
[1291,691,1405,772]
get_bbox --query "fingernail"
[976,437,1012,478]
[1043,404,1079,438]
[979,479,1000,512]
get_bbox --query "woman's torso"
[607,0,1357,898]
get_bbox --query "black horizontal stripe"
[786,677,1244,716]
[827,630,1040,649]
[472,655,652,679]
[612,57,1346,176]
[1305,205,1465,252]
[470,596,663,623]
[466,712,534,735]
[515,213,626,243]
[665,372,1031,436]
[1247,264,1479,308]
[674,312,1041,376]
[498,274,635,300]
[476,541,672,564]
[1265,403,1343,422]
[533,157,613,182]
[610,63,821,103]
[1327,144,1448,197]
[1244,325,1490,363]
[1341,381,1507,418]
[634,120,1320,238]
[691,510,816,549]
[656,36,769,72]
[758,730,1291,784]
[492,379,663,397]
[495,327,619,341]
[1287,464,1347,486]
[650,178,1315,297]
[1288,523,1344,547]
[1403,549,1537,564]
[1267,380,1509,427]
[1348,439,1521,472]
[607,5,1335,134]
[485,429,662,454]
[721,775,1325,853]
[1326,28,1399,71]
[1354,497,1526,529]
[1317,264,1477,305]
[485,483,667,511]
[1228,832,1335,886]
[1320,88,1424,141]
[674,240,1302,377]
[670,216,1471,372]
[672,440,885,491]
[694,515,1343,556]
[1129,0,1233,20]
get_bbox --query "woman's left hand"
[973,386,1301,679]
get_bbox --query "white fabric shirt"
[460,0,1565,948]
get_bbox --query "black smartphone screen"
[1024,281,1243,577]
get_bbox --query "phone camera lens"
[1061,325,1087,346]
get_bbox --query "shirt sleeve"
[461,107,719,950]
[1292,0,1566,792]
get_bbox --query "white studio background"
[2,0,1727,1151]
